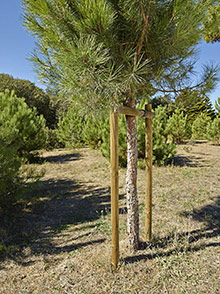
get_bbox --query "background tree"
[0,73,58,128]
[174,89,216,129]
[203,1,220,43]
[22,0,217,250]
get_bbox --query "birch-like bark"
[125,99,139,251]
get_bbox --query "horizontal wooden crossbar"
[118,106,155,119]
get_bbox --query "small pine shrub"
[206,117,220,144]
[57,105,85,148]
[0,140,23,208]
[82,115,104,149]
[0,90,47,161]
[166,108,188,144]
[151,106,176,165]
[192,113,212,140]
[0,90,47,208]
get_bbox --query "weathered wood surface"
[145,104,153,242]
[110,108,119,270]
[118,105,155,119]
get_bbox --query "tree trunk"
[125,99,139,251]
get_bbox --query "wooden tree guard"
[110,108,119,271]
[145,104,153,242]
[110,104,154,270]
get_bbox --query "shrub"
[57,104,86,148]
[0,140,23,208]
[166,108,188,144]
[0,74,56,128]
[45,129,64,150]
[0,90,47,161]
[149,106,176,165]
[192,113,212,140]
[206,117,220,144]
[82,115,104,149]
[0,90,46,208]
[56,103,176,166]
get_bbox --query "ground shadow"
[173,154,211,167]
[123,196,220,264]
[42,152,80,163]
[0,176,125,263]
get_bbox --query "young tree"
[22,0,217,250]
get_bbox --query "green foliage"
[0,90,47,160]
[0,73,59,129]
[175,90,216,122]
[192,113,212,140]
[57,103,176,166]
[22,0,216,107]
[215,97,220,116]
[0,141,23,208]
[166,108,188,144]
[203,2,220,43]
[0,90,46,208]
[151,106,176,166]
[82,115,104,149]
[100,105,176,167]
[206,117,220,144]
[57,105,85,148]
[45,129,64,150]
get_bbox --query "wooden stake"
[145,104,153,242]
[110,108,119,270]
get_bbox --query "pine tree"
[22,0,217,250]
[175,90,216,123]
[215,97,220,116]
[203,2,220,43]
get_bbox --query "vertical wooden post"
[110,108,119,270]
[145,104,152,242]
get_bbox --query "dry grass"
[0,141,220,294]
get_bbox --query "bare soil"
[0,141,219,294]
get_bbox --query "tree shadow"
[173,155,211,167]
[0,178,126,264]
[42,152,80,163]
[123,196,220,264]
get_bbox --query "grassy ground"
[0,141,219,294]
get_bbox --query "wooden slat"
[118,106,155,119]
[110,108,119,270]
[145,104,153,242]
